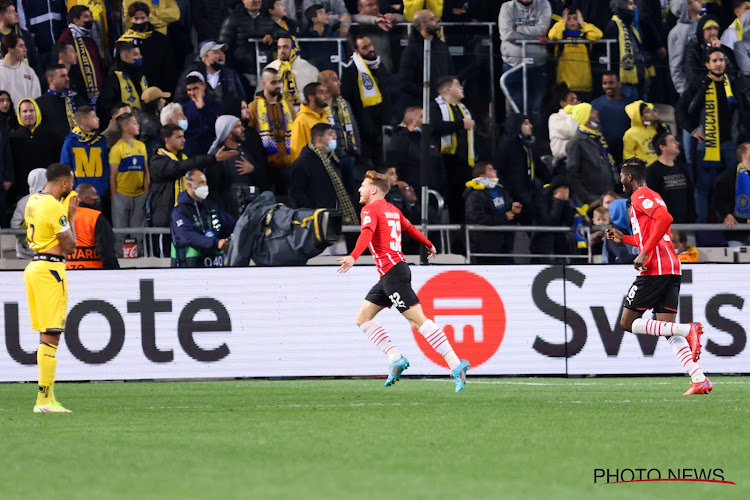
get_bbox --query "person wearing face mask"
[65,183,119,269]
[604,0,655,101]
[623,100,669,166]
[159,102,188,132]
[386,106,440,193]
[58,6,104,108]
[97,41,148,125]
[170,168,237,268]
[290,122,360,229]
[138,87,171,157]
[564,102,618,205]
[173,40,247,108]
[123,0,180,36]
[118,2,178,96]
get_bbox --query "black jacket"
[9,126,60,197]
[529,183,576,258]
[399,29,456,106]
[173,61,247,106]
[149,150,219,227]
[289,145,342,209]
[192,0,241,42]
[463,179,516,255]
[35,92,88,153]
[677,71,748,143]
[97,61,148,124]
[125,24,178,96]
[385,126,441,191]
[218,6,287,73]
[341,60,392,145]
[683,16,737,90]
[565,130,617,205]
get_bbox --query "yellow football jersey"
[25,193,70,253]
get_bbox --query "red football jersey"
[629,186,681,276]
[360,199,411,276]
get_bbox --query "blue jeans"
[502,63,546,127]
[694,140,736,222]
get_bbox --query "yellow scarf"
[115,71,148,109]
[257,96,293,153]
[733,17,744,42]
[351,53,382,107]
[612,15,655,84]
[71,34,100,103]
[435,95,475,167]
[703,74,734,164]
[117,28,152,43]
[325,95,358,153]
[157,148,189,206]
[278,52,299,105]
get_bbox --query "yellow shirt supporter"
[110,139,147,197]
[25,193,70,253]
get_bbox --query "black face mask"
[210,61,223,71]
[617,8,635,23]
[426,27,440,36]
[81,198,102,211]
[83,20,94,30]
[131,22,149,32]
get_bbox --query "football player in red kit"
[606,158,711,395]
[337,171,470,392]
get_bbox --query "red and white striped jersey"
[630,186,681,276]
[360,199,409,277]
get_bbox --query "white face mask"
[643,121,652,126]
[589,121,599,129]
[178,119,189,131]
[327,138,337,152]
[193,185,209,200]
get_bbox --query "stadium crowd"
[1,0,750,267]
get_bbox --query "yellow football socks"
[36,342,58,405]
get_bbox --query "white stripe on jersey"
[656,246,662,275]
[369,243,384,275]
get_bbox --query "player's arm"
[58,196,78,255]
[337,227,374,273]
[401,216,437,258]
[641,206,673,254]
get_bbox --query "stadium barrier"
[0,265,747,382]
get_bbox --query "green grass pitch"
[1,377,748,499]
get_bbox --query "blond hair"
[364,170,390,194]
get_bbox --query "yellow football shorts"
[24,260,68,333]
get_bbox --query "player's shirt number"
[388,220,402,252]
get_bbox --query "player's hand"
[724,214,738,227]
[605,227,623,243]
[337,255,355,273]
[426,245,437,259]
[634,252,648,272]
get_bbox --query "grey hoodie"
[10,167,48,259]
[668,0,699,94]
[498,0,552,67]
[209,115,241,154]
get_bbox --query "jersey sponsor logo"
[642,199,654,209]
[414,271,506,369]
[363,215,371,225]
[59,216,68,227]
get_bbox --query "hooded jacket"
[10,167,46,259]
[0,59,41,110]
[60,127,110,196]
[668,0,701,94]
[602,198,638,264]
[218,5,287,73]
[290,104,328,162]
[9,99,60,196]
[498,0,552,67]
[565,129,617,205]
[720,9,750,51]
[623,100,665,166]
[683,15,736,90]
[398,28,456,105]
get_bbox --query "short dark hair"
[276,33,293,43]
[67,5,90,24]
[620,157,646,181]
[47,163,74,182]
[310,122,333,141]
[128,1,150,18]
[0,32,21,53]
[74,105,95,122]
[375,165,396,175]
[262,0,282,14]
[116,112,135,127]
[705,46,725,63]
[652,132,670,155]
[161,123,182,140]
[45,64,66,82]
[303,82,322,103]
[116,41,138,58]
[436,75,458,94]
[472,161,492,178]
[52,41,74,62]
[305,4,325,23]
[551,82,572,108]
[111,102,131,118]
[262,67,279,78]
[349,30,371,52]
[186,75,204,86]
[601,71,619,81]
[737,142,750,161]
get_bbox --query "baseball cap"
[199,40,228,59]
[141,87,171,104]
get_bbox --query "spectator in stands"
[342,32,391,165]
[171,168,236,267]
[714,142,750,245]
[36,64,87,153]
[123,0,180,36]
[498,0,552,127]
[386,106,440,192]
[262,34,319,108]
[53,41,86,103]
[671,229,699,263]
[207,115,270,217]
[183,72,223,157]
[0,1,41,76]
[605,0,654,100]
[529,175,576,264]
[174,40,247,108]
[0,117,10,224]
[464,161,522,264]
[565,102,618,205]
[60,106,109,196]
[65,183,119,269]
[109,112,149,255]
[589,206,610,255]
[150,124,238,256]
[399,9,455,107]
[248,67,296,194]
[160,101,188,131]
[10,167,46,258]
[16,0,66,69]
[266,0,300,35]
[118,2,178,96]
[591,71,634,164]
[683,16,729,90]
[669,0,703,96]
[602,198,637,264]
[379,164,418,220]
[192,0,238,42]
[139,87,170,156]
[67,0,113,58]
[0,34,41,108]
[103,102,133,148]
[291,82,329,161]
[58,5,104,107]
[9,99,58,196]
[301,4,338,72]
[721,0,750,51]
[301,0,352,37]
[432,75,475,224]
[0,90,17,136]
[219,0,287,88]
[352,0,405,72]
[647,132,696,224]
[548,82,579,163]
[98,41,148,123]
[547,8,602,98]
[680,47,748,222]
[290,122,359,225]
[494,112,547,225]
[623,100,668,166]
[403,0,439,22]
[319,70,360,193]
